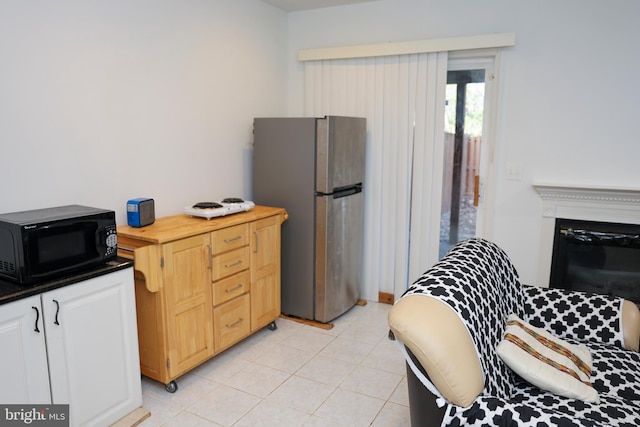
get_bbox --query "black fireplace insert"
[549,218,640,305]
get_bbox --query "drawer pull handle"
[226,317,243,328]
[225,283,244,293]
[224,236,242,243]
[224,260,243,268]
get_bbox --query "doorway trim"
[447,49,502,242]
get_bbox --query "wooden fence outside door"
[441,132,481,213]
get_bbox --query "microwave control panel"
[105,225,118,257]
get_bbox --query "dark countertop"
[0,257,134,306]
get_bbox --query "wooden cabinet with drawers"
[117,206,286,392]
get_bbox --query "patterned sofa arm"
[523,285,640,351]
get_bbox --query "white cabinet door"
[43,268,142,427]
[0,295,51,404]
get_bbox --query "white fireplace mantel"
[533,182,640,287]
[534,183,640,208]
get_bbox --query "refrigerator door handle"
[332,184,362,199]
[315,183,363,199]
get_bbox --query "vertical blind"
[304,52,448,300]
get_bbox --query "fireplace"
[533,183,640,301]
[549,218,640,305]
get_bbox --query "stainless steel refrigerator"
[253,116,366,323]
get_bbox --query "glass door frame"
[445,50,500,245]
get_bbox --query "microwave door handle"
[96,227,104,247]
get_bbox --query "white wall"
[3,0,637,291]
[0,0,288,226]
[285,0,640,286]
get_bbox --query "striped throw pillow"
[496,314,599,403]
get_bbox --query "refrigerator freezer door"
[316,116,366,194]
[315,190,363,323]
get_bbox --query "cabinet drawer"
[211,246,249,281]
[213,294,250,351]
[212,270,250,306]
[211,224,249,255]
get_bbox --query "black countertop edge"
[0,257,134,306]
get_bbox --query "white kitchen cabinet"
[0,294,51,404]
[0,267,142,427]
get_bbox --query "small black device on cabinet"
[127,198,155,227]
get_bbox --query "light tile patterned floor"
[138,301,410,426]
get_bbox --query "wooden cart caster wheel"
[267,321,277,331]
[165,380,178,393]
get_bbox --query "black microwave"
[0,205,117,285]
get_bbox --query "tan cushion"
[388,295,484,407]
[622,300,640,352]
[497,314,598,403]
